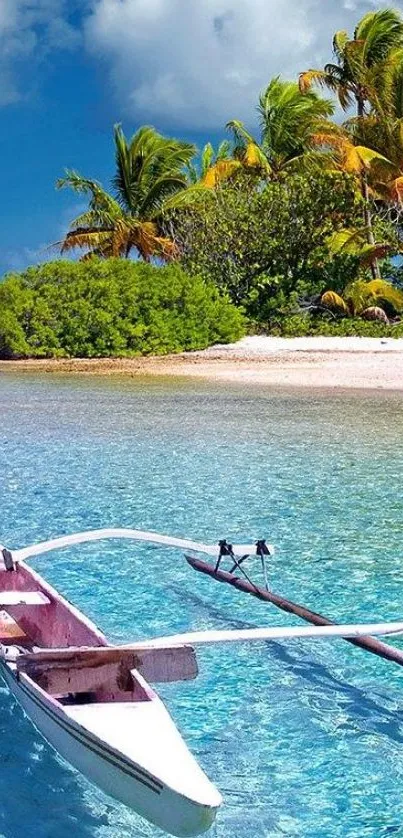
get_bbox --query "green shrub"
[264,313,403,337]
[0,260,245,359]
[0,310,30,358]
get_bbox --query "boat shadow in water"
[0,685,113,838]
[169,585,403,745]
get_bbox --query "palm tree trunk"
[361,174,380,279]
[357,96,380,279]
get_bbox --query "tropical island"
[3,7,403,370]
[4,7,403,836]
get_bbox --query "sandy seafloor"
[2,337,403,390]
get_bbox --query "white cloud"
[1,0,402,125]
[84,0,401,129]
[0,0,81,105]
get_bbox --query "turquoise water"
[2,373,403,837]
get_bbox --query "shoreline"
[2,337,403,391]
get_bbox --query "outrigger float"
[1,529,403,837]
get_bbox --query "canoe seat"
[0,591,50,607]
[0,610,28,642]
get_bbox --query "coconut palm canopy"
[299,9,403,199]
[227,77,335,177]
[57,125,206,260]
[343,59,403,201]
[299,8,403,116]
[299,9,403,278]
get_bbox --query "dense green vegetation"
[4,7,403,354]
[172,171,363,323]
[0,261,244,359]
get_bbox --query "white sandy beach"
[198,336,403,356]
[2,336,403,390]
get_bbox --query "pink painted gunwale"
[0,561,155,702]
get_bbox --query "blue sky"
[0,0,398,275]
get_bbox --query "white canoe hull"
[1,661,221,836]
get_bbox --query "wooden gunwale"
[185,555,403,667]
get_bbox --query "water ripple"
[2,374,403,836]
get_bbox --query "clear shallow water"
[2,374,403,837]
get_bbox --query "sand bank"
[1,337,403,390]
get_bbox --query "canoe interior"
[0,561,153,705]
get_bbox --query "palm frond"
[391,174,403,201]
[333,30,349,62]
[112,123,195,214]
[343,40,365,86]
[56,171,104,199]
[338,278,403,314]
[361,305,389,323]
[354,242,392,266]
[321,291,350,314]
[113,123,137,213]
[158,183,213,215]
[202,159,242,188]
[226,118,271,172]
[327,228,366,254]
[298,70,336,94]
[338,84,356,111]
[226,119,257,147]
[201,143,215,176]
[300,66,353,109]
[349,144,393,172]
[127,221,177,261]
[139,175,200,218]
[244,142,272,172]
[390,56,403,118]
[57,175,122,220]
[356,8,403,66]
[185,162,199,185]
[57,122,199,262]
[365,278,403,309]
[59,228,113,256]
[216,140,232,161]
[328,228,392,267]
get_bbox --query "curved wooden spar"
[130,621,403,650]
[19,622,403,667]
[9,529,264,563]
[186,556,403,667]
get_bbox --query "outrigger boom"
[4,528,403,656]
[127,620,403,646]
[19,620,403,668]
[9,528,265,564]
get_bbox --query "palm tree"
[344,59,403,201]
[57,125,203,260]
[299,8,403,276]
[227,77,335,179]
[321,278,403,322]
[300,9,403,117]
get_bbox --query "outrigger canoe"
[2,528,403,836]
[0,530,227,837]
